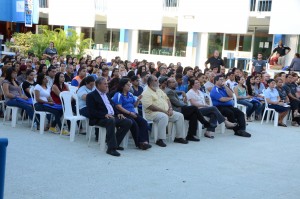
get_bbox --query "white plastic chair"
[1,85,20,127]
[30,87,52,134]
[60,91,87,142]
[233,93,247,115]
[261,97,279,126]
[87,125,107,151]
[142,105,159,143]
[68,85,78,94]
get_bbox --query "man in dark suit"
[86,77,132,157]
[165,78,215,141]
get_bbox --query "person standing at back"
[272,40,291,66]
[205,50,225,73]
[252,52,266,73]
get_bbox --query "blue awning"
[0,0,39,24]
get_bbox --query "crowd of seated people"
[1,48,300,157]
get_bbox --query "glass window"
[238,35,252,52]
[253,31,272,59]
[93,24,119,51]
[175,32,187,57]
[224,34,237,51]
[150,27,174,56]
[207,33,224,58]
[138,31,150,54]
[111,29,120,51]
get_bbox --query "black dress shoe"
[174,138,188,144]
[106,149,121,157]
[156,139,167,147]
[186,136,200,142]
[235,130,251,138]
[116,146,124,151]
[278,123,287,127]
[139,143,151,150]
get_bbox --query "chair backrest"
[29,87,39,111]
[72,92,81,116]
[0,86,7,101]
[69,85,78,94]
[233,93,238,108]
[60,91,74,117]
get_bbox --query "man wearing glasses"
[210,75,251,138]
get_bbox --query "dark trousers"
[34,103,63,129]
[126,114,149,146]
[289,99,300,121]
[95,117,132,150]
[216,106,246,133]
[181,106,201,137]
[198,106,225,132]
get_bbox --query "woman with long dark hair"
[2,67,34,121]
[34,73,68,135]
[234,76,261,121]
[112,78,151,150]
[50,72,69,105]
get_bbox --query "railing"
[39,0,48,8]
[39,0,270,14]
[250,0,272,12]
[95,0,107,13]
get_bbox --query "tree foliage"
[11,25,94,58]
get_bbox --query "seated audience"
[86,77,132,157]
[113,78,151,150]
[141,75,188,147]
[264,79,290,127]
[210,75,251,137]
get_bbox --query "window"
[175,32,187,57]
[93,24,119,51]
[137,27,187,57]
[138,31,150,54]
[238,35,252,52]
[207,33,224,58]
[224,34,237,51]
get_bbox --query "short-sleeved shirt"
[2,80,21,102]
[204,81,215,93]
[77,85,95,110]
[44,47,57,57]
[205,56,225,72]
[254,83,265,95]
[210,86,234,107]
[273,45,291,57]
[141,87,169,116]
[34,84,50,102]
[113,92,136,113]
[264,87,279,102]
[276,87,288,101]
[176,84,188,94]
[186,89,206,105]
[225,79,238,91]
[22,81,36,98]
[252,60,266,72]
[283,83,297,97]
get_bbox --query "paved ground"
[1,120,300,199]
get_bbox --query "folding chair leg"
[69,120,77,142]
[11,108,18,127]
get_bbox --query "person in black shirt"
[205,50,225,73]
[272,40,291,66]
[64,65,74,83]
[22,70,36,98]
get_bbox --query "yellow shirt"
[141,87,169,116]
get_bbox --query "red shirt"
[50,84,68,104]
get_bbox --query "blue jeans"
[237,99,261,117]
[34,103,63,129]
[6,98,34,120]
